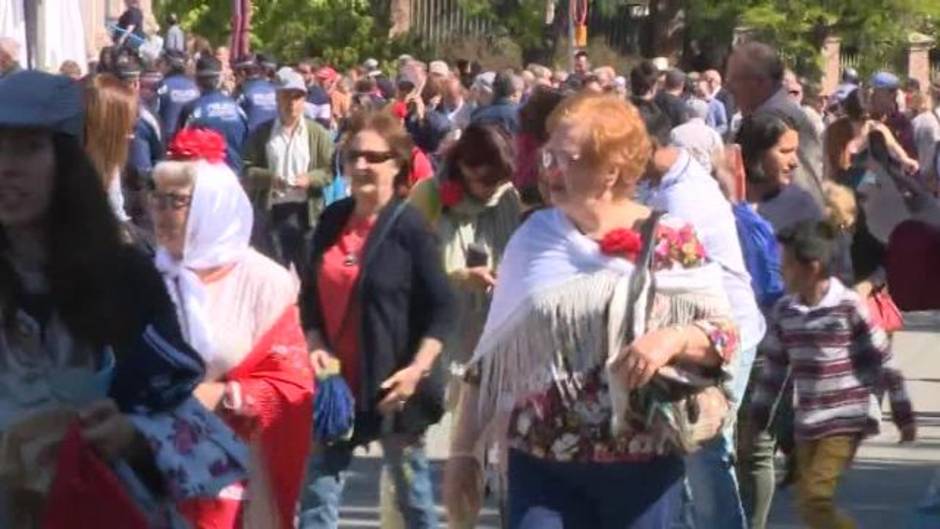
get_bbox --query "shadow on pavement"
[338,457,502,529]
[768,458,936,529]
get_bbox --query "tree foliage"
[155,0,940,76]
[154,0,425,68]
[687,0,940,78]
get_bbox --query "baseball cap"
[429,60,450,77]
[115,56,142,80]
[0,70,84,139]
[196,56,222,77]
[234,53,258,70]
[363,58,379,71]
[831,83,857,103]
[870,71,900,91]
[164,49,188,70]
[256,52,277,71]
[276,68,307,94]
[472,71,496,93]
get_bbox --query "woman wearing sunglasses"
[150,128,314,529]
[298,109,456,529]
[443,93,739,529]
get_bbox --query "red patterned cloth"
[225,305,313,529]
[43,423,149,529]
[181,305,314,529]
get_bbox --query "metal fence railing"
[408,0,493,45]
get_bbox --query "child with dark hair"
[750,219,916,529]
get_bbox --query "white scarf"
[468,207,726,421]
[154,161,253,365]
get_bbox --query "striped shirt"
[752,277,914,440]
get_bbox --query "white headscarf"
[154,160,253,365]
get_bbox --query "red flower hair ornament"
[168,127,227,164]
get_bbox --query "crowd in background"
[0,2,939,528]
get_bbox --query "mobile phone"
[466,243,489,268]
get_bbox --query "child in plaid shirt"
[750,220,916,529]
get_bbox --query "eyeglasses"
[540,149,581,171]
[344,149,396,164]
[149,191,193,210]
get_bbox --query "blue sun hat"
[0,70,84,139]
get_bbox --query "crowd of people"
[0,5,939,528]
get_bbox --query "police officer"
[116,55,163,185]
[234,54,278,135]
[180,55,249,175]
[155,49,199,142]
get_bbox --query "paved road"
[335,312,940,528]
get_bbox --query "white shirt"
[266,118,310,204]
[669,118,724,174]
[639,149,766,351]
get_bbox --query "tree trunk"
[643,0,684,60]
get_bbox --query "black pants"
[270,202,311,274]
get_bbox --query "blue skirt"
[508,449,684,529]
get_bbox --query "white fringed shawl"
[465,208,730,427]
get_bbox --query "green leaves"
[686,0,938,79]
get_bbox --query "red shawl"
[181,305,314,529]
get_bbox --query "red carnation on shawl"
[168,127,227,164]
[439,179,464,208]
[599,228,643,261]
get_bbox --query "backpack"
[732,202,785,309]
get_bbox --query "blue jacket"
[156,73,200,142]
[706,98,729,138]
[470,98,520,135]
[236,78,278,135]
[181,90,249,174]
[128,106,163,181]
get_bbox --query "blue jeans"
[298,435,438,529]
[508,449,683,529]
[678,345,757,529]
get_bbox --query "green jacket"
[243,117,334,221]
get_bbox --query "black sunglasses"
[344,149,396,164]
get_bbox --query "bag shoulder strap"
[623,211,665,342]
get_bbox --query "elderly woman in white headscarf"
[151,128,314,529]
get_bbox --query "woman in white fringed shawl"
[443,93,741,529]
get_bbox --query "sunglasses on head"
[344,149,396,164]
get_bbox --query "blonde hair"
[823,181,857,232]
[84,74,136,187]
[546,93,652,195]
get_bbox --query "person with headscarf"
[151,128,314,529]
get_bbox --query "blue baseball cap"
[870,71,900,91]
[0,70,84,139]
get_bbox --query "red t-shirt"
[317,215,376,395]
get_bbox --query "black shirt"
[117,7,145,39]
